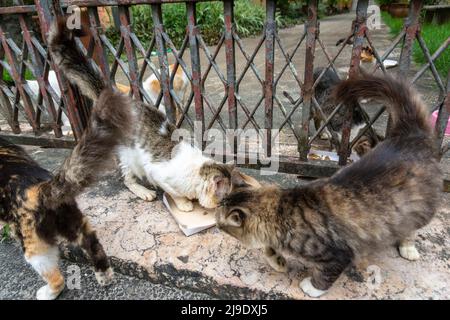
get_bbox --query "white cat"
[25,70,71,133]
[48,20,245,211]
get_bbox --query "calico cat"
[143,63,189,123]
[216,74,441,297]
[0,88,131,300]
[48,18,239,212]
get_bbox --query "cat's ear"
[231,169,261,189]
[226,210,244,227]
[213,175,232,201]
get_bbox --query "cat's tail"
[40,88,131,208]
[333,73,431,138]
[47,17,105,102]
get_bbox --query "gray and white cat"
[48,18,240,211]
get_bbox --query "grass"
[413,21,450,79]
[381,11,404,36]
[1,224,10,243]
[381,11,449,78]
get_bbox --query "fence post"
[16,0,62,137]
[152,3,176,124]
[398,0,422,78]
[299,0,318,161]
[386,0,423,136]
[264,0,276,158]
[118,5,142,101]
[338,0,368,165]
[34,0,87,140]
[87,7,111,83]
[186,2,205,149]
[224,0,237,154]
[0,37,20,133]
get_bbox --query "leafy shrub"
[1,224,10,242]
[106,0,299,51]
[3,68,35,84]
[381,12,449,78]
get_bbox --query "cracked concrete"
[66,172,449,299]
[0,11,449,300]
[4,144,446,300]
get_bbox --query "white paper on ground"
[162,193,216,237]
[383,59,398,68]
[162,172,262,237]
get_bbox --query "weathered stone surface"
[63,169,449,300]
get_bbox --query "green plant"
[2,68,35,84]
[381,11,404,35]
[106,0,297,50]
[1,224,10,242]
[381,12,449,79]
[412,21,450,79]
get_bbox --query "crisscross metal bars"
[0,0,449,177]
[349,0,449,158]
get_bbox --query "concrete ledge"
[62,170,449,300]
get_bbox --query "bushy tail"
[333,73,431,137]
[47,17,105,102]
[41,89,131,208]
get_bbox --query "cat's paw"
[36,285,62,300]
[175,199,194,212]
[95,267,114,286]
[132,186,157,202]
[399,244,420,261]
[300,277,327,298]
[266,254,288,273]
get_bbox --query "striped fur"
[48,17,239,212]
[217,74,441,297]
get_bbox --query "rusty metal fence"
[0,0,449,177]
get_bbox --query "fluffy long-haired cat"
[216,74,441,297]
[0,88,131,299]
[49,18,242,212]
[312,67,382,156]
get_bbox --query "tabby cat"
[49,18,241,212]
[312,67,384,156]
[216,74,441,297]
[0,89,131,299]
[284,67,382,156]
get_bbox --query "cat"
[0,88,131,300]
[143,63,189,123]
[335,37,376,64]
[25,70,70,132]
[312,67,382,156]
[360,46,375,64]
[94,64,188,122]
[48,17,242,212]
[25,70,130,135]
[216,74,441,297]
